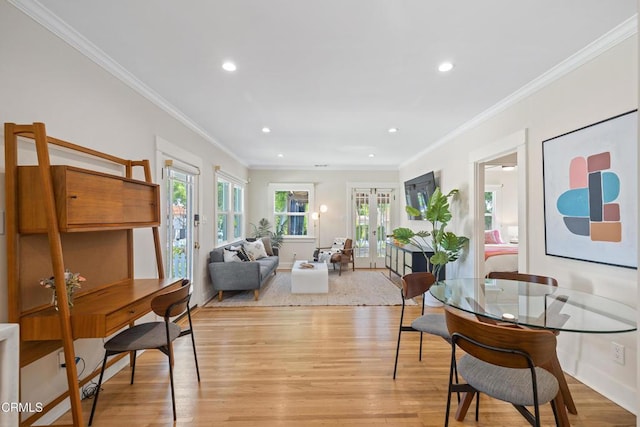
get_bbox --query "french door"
[352,188,394,268]
[165,163,197,282]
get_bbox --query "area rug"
[204,271,416,307]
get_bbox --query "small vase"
[51,288,75,311]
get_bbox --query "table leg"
[551,353,577,414]
[454,392,475,421]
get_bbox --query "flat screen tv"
[404,171,437,220]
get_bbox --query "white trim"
[469,130,528,278]
[154,137,202,300]
[402,15,638,169]
[10,0,247,167]
[215,167,247,185]
[267,183,315,238]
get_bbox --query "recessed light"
[388,127,398,133]
[368,154,375,158]
[438,62,454,72]
[277,153,284,158]
[262,127,271,133]
[222,61,237,72]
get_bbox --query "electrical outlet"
[58,352,81,368]
[611,342,625,365]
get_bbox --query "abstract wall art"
[543,110,637,268]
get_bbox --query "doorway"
[469,130,527,278]
[351,187,395,268]
[165,163,197,282]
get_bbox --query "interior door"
[352,188,394,268]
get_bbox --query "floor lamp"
[312,204,328,247]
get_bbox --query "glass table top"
[429,278,637,333]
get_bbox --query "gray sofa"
[208,240,279,301]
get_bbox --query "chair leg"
[168,343,177,421]
[418,331,424,361]
[393,327,402,379]
[550,399,560,427]
[88,353,109,426]
[130,350,136,384]
[187,309,201,382]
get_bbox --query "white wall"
[0,1,247,421]
[400,35,638,412]
[247,169,399,268]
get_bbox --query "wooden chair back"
[444,306,557,369]
[487,272,558,287]
[151,282,191,319]
[401,272,436,300]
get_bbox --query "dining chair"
[444,306,560,427]
[393,272,450,379]
[486,270,574,416]
[487,271,558,287]
[89,279,201,425]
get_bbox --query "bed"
[484,229,518,274]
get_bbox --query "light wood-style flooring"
[55,303,635,426]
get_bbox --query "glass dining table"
[429,278,637,426]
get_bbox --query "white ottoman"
[291,260,329,293]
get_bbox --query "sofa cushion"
[210,248,224,263]
[260,237,274,256]
[223,248,243,262]
[244,239,268,260]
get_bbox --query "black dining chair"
[444,306,560,427]
[89,279,200,425]
[393,272,450,379]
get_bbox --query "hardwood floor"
[54,304,635,426]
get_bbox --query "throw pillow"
[223,248,242,262]
[260,237,274,256]
[484,229,504,244]
[230,245,250,261]
[244,239,268,260]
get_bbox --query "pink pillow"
[484,229,504,244]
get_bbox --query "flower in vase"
[40,269,86,308]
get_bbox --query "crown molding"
[400,14,638,169]
[8,0,247,167]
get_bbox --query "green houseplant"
[392,187,469,280]
[250,217,285,249]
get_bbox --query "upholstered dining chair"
[393,272,450,379]
[444,306,560,427]
[487,271,558,287]
[89,279,201,425]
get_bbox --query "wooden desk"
[19,279,182,367]
[21,279,182,341]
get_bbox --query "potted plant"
[250,217,285,249]
[392,187,469,304]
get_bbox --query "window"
[217,175,244,245]
[484,185,502,230]
[268,183,314,237]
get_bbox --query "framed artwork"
[542,109,637,269]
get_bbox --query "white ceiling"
[24,0,637,169]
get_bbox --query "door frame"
[155,136,202,303]
[469,129,528,278]
[346,182,400,268]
